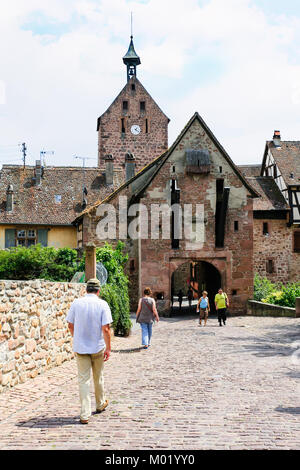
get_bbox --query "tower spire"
[122,19,141,82]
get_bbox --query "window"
[232,290,237,296]
[5,228,48,248]
[122,100,128,112]
[219,166,223,173]
[156,292,164,300]
[171,179,180,249]
[131,84,135,91]
[17,229,37,247]
[145,118,148,134]
[294,232,300,253]
[234,221,239,232]
[266,259,274,274]
[215,179,224,248]
[263,222,269,235]
[121,118,126,134]
[55,195,62,204]
[140,101,146,112]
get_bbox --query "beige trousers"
[76,349,106,421]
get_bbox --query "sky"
[0,0,300,168]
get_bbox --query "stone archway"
[171,260,222,315]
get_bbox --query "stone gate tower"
[97,36,170,181]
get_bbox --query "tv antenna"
[74,156,97,208]
[21,143,27,169]
[40,149,54,167]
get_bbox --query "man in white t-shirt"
[67,278,112,424]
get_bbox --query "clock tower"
[97,35,169,181]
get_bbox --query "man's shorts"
[199,307,208,319]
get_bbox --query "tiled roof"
[238,164,262,177]
[246,176,289,211]
[267,141,300,185]
[0,165,121,225]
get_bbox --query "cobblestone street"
[0,315,299,450]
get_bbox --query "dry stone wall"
[0,280,86,393]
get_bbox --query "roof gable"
[97,77,170,131]
[261,141,300,185]
[76,112,259,222]
[246,176,289,211]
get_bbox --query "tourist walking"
[66,278,112,424]
[178,289,183,311]
[196,291,210,326]
[215,288,229,326]
[136,287,160,349]
[187,287,194,309]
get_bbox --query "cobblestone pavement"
[0,315,299,450]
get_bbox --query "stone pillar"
[105,155,114,185]
[85,244,96,281]
[296,298,300,318]
[125,152,135,182]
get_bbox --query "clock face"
[131,125,141,135]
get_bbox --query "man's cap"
[87,278,101,289]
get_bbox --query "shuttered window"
[4,228,48,248]
[294,232,300,253]
[5,229,16,248]
[37,229,48,247]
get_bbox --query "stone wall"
[0,280,86,393]
[253,219,300,284]
[247,300,296,317]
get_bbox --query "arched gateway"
[171,261,222,315]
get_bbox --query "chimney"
[125,151,135,181]
[273,130,281,148]
[6,184,14,212]
[34,160,42,185]
[105,155,114,185]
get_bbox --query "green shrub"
[0,245,78,281]
[77,242,131,336]
[253,274,276,301]
[263,283,300,308]
[254,273,300,308]
[99,283,131,337]
[262,291,283,305]
[0,242,132,336]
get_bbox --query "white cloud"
[0,0,299,167]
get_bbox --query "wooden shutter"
[5,229,16,248]
[294,232,300,253]
[37,229,48,247]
